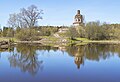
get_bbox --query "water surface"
[0,43,120,82]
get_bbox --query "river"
[0,43,120,82]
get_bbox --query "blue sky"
[0,0,120,27]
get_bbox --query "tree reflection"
[8,44,43,75]
[65,44,120,69]
[0,47,14,59]
[84,44,120,61]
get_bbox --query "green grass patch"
[0,37,19,42]
[0,37,10,41]
[75,38,90,42]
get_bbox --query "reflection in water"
[5,43,120,75]
[8,44,43,75]
[65,44,120,69]
[0,52,1,58]
[8,44,59,75]
[65,45,85,69]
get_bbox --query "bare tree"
[8,5,43,28]
[8,13,19,28]
[7,13,18,37]
[19,5,43,28]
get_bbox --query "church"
[73,10,84,26]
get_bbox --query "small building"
[58,28,69,33]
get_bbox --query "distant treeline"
[68,21,120,40]
[1,21,120,41]
[0,26,68,40]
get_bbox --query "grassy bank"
[1,37,120,47]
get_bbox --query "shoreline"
[0,40,120,50]
[1,40,120,47]
[15,40,120,44]
[87,40,120,44]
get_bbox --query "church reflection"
[65,45,85,69]
[74,54,84,69]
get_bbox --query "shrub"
[15,28,39,41]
